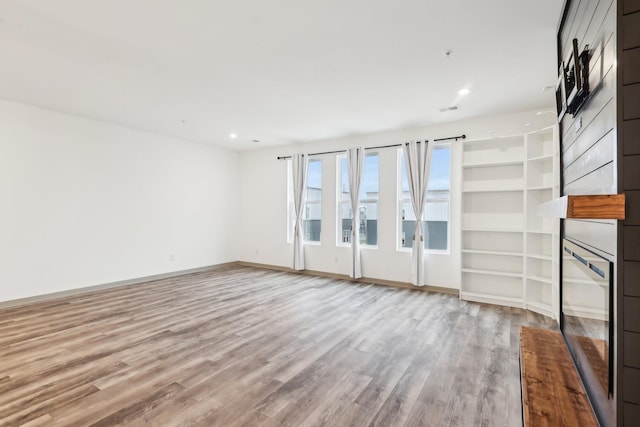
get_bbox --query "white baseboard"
[0,262,238,310]
[237,261,460,296]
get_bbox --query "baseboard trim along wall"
[0,262,238,310]
[0,260,460,310]
[236,261,460,296]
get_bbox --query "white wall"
[0,99,240,302]
[239,109,555,289]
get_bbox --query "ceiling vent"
[439,105,459,112]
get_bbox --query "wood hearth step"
[519,326,598,426]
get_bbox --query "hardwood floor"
[0,265,556,426]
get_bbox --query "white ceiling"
[0,0,564,150]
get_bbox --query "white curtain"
[347,147,365,279]
[292,154,308,271]
[403,140,434,286]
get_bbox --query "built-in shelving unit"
[460,125,559,319]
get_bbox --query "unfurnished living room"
[2,1,640,426]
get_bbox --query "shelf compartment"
[461,272,523,299]
[527,157,553,189]
[527,233,552,258]
[526,127,554,159]
[526,278,552,306]
[463,137,524,165]
[462,229,523,254]
[462,163,523,192]
[463,191,524,230]
[526,188,554,232]
[526,257,552,280]
[463,252,523,275]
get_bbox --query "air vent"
[439,106,459,112]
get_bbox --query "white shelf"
[461,268,522,278]
[526,229,553,235]
[527,274,553,284]
[460,125,559,320]
[460,291,524,307]
[462,160,524,168]
[461,135,523,145]
[526,253,552,261]
[462,249,523,257]
[462,227,523,233]
[526,300,553,317]
[462,187,523,193]
[527,154,554,162]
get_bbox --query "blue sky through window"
[307,160,322,189]
[340,154,379,197]
[310,147,449,193]
[401,147,451,192]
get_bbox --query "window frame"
[286,159,294,243]
[396,143,452,254]
[336,152,379,249]
[303,158,322,244]
[286,158,323,245]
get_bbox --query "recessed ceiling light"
[524,122,531,127]
[459,88,470,96]
[542,85,555,91]
[229,133,237,139]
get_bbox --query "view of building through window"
[287,146,450,251]
[337,153,379,246]
[399,146,451,251]
[304,159,322,242]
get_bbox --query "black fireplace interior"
[561,235,615,421]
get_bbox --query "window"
[337,153,379,246]
[286,158,322,243]
[398,145,451,251]
[286,160,294,242]
[304,159,322,242]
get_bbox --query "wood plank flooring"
[0,265,556,426]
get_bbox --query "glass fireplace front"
[562,237,614,416]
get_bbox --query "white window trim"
[303,199,322,243]
[286,159,293,244]
[336,153,379,249]
[336,155,349,247]
[303,159,323,244]
[396,144,452,254]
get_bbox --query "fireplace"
[561,237,615,424]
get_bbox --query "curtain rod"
[276,134,465,160]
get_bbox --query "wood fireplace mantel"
[537,194,626,220]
